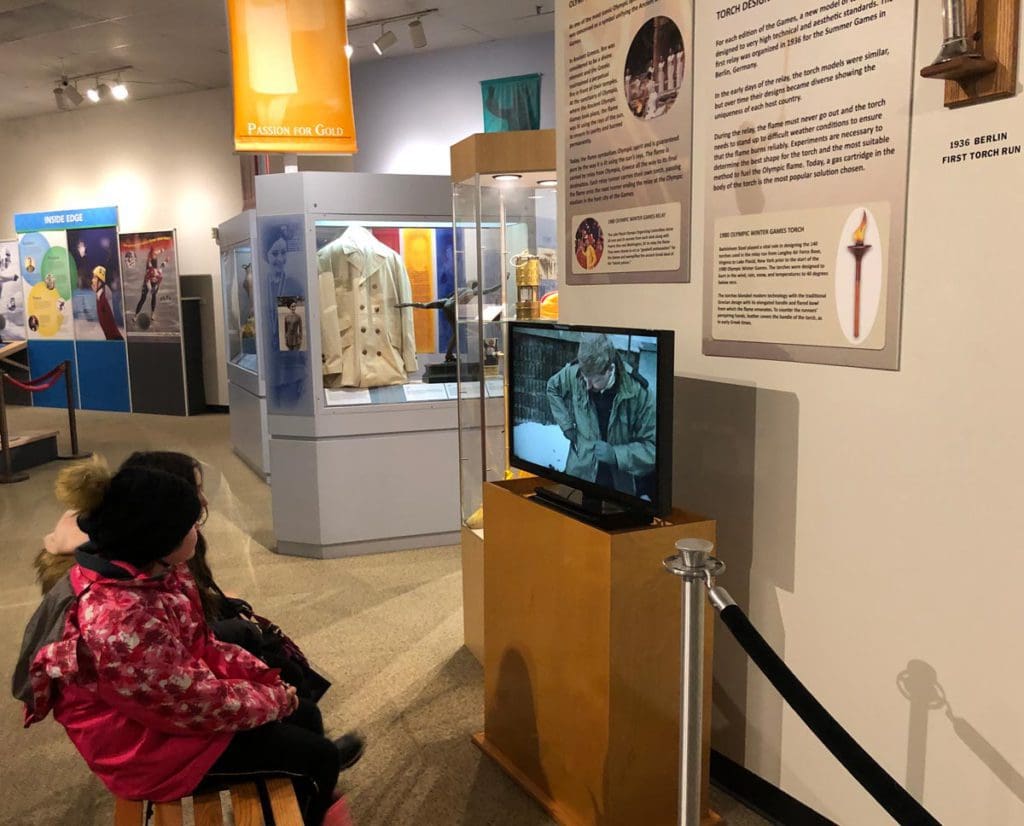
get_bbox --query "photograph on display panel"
[0,240,26,341]
[119,231,181,338]
[259,216,311,414]
[69,227,125,342]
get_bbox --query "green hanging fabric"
[480,73,541,132]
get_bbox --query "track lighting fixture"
[54,66,131,109]
[53,76,84,111]
[408,19,427,49]
[373,27,398,55]
[53,86,71,111]
[63,83,83,107]
[349,8,437,55]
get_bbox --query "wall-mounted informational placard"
[701,2,916,369]
[226,0,357,154]
[562,0,693,285]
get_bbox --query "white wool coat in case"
[318,225,418,388]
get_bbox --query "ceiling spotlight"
[493,174,522,182]
[53,86,71,111]
[111,81,128,101]
[409,19,427,49]
[63,83,83,107]
[344,43,354,58]
[538,179,557,187]
[96,82,112,101]
[86,87,100,103]
[373,28,397,55]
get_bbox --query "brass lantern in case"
[513,253,541,319]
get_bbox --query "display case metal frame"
[450,130,557,661]
[254,171,459,558]
[218,209,270,478]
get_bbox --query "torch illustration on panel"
[847,211,871,340]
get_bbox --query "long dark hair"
[120,451,225,622]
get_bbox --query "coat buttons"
[376,351,382,356]
[359,304,365,310]
[361,327,366,333]
[362,349,367,355]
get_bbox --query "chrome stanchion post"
[664,538,725,826]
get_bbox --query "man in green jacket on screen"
[546,333,656,497]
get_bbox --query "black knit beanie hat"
[77,466,201,566]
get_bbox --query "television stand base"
[531,484,653,530]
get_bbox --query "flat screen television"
[507,321,674,527]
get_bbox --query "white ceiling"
[0,0,554,121]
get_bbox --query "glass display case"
[253,171,463,559]
[218,209,270,478]
[223,243,258,373]
[452,132,559,538]
[313,218,458,408]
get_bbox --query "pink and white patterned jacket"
[21,553,292,801]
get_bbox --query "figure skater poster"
[119,231,182,339]
[69,227,126,341]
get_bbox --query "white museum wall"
[349,32,556,175]
[0,88,238,406]
[556,5,1024,826]
[0,33,555,405]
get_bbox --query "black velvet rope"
[718,604,942,826]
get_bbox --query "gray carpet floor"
[0,407,768,826]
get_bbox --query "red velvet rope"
[3,362,67,393]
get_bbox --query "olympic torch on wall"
[847,212,871,340]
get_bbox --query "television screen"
[508,321,674,520]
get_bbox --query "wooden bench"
[114,778,302,825]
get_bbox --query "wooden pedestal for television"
[475,478,721,826]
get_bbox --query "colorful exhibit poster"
[18,232,74,340]
[562,0,693,284]
[68,227,125,341]
[227,0,357,154]
[259,216,311,415]
[119,231,182,339]
[700,1,915,369]
[401,227,438,354]
[0,240,26,341]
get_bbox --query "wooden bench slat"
[230,782,265,826]
[153,799,183,826]
[113,798,144,826]
[192,791,225,826]
[265,778,303,826]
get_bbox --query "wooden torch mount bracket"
[919,0,1021,108]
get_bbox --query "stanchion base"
[0,471,30,484]
[57,452,92,461]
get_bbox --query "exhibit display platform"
[254,171,461,558]
[476,478,720,826]
[5,429,58,472]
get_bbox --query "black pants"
[195,699,339,826]
[135,284,158,315]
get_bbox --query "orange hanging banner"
[227,0,357,154]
